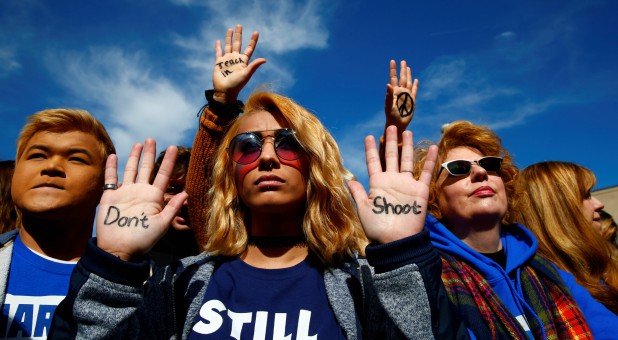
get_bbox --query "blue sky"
[1,0,617,191]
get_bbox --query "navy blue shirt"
[189,256,346,339]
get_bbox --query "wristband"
[204,90,244,119]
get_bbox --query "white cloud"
[495,31,516,41]
[415,38,569,131]
[0,48,21,78]
[173,0,329,54]
[422,59,466,100]
[47,48,197,177]
[407,3,613,133]
[172,0,330,93]
[36,0,332,182]
[0,0,43,78]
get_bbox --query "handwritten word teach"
[216,58,245,78]
[103,206,149,228]
[216,58,245,69]
[372,196,421,215]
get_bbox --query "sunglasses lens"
[478,157,502,172]
[446,160,472,176]
[275,130,304,161]
[229,133,261,164]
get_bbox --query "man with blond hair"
[0,109,115,339]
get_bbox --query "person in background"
[514,161,618,314]
[0,160,19,233]
[0,109,114,339]
[599,209,618,249]
[148,146,199,268]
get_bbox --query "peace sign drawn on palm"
[384,60,419,134]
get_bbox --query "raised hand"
[348,126,437,244]
[212,24,267,104]
[384,60,418,136]
[95,139,188,261]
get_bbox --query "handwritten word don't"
[104,206,149,228]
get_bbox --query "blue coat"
[426,214,618,339]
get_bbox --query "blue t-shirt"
[0,235,75,339]
[189,256,346,339]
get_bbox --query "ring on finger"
[103,183,118,190]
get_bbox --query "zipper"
[172,272,180,340]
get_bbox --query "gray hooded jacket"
[49,230,467,339]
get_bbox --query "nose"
[592,196,605,211]
[258,138,280,170]
[469,162,488,182]
[41,156,66,178]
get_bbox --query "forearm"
[365,230,434,338]
[49,239,150,339]
[186,97,240,248]
[366,230,468,339]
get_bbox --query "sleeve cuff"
[204,89,244,120]
[80,238,151,286]
[365,229,437,274]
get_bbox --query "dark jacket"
[50,230,468,339]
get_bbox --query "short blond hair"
[16,108,115,166]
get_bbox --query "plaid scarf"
[440,252,592,339]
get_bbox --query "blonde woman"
[515,161,618,314]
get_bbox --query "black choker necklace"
[248,235,308,248]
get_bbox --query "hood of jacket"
[425,214,538,281]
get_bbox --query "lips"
[33,182,64,190]
[255,174,285,188]
[472,186,495,197]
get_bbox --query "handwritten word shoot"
[372,196,421,215]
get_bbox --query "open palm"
[348,126,437,244]
[384,60,418,133]
[96,139,187,261]
[212,25,266,102]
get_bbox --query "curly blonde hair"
[200,92,367,266]
[514,161,618,313]
[414,120,519,224]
